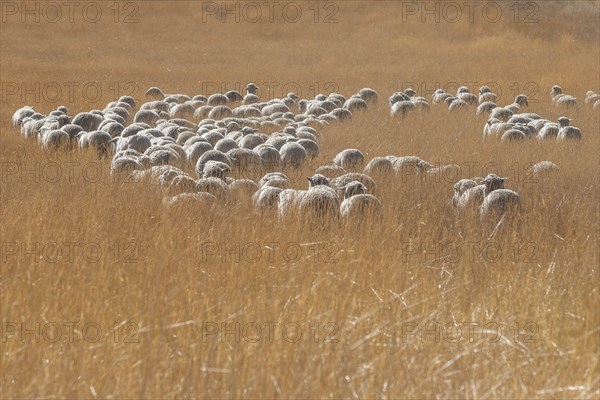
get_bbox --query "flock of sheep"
[11,82,595,230]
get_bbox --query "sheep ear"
[502,177,508,181]
[306,177,312,183]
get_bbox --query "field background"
[1,1,599,398]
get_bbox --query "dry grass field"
[1,1,599,398]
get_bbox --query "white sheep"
[333,149,365,171]
[551,85,577,108]
[557,117,582,141]
[339,181,382,223]
[479,174,522,219]
[280,142,308,169]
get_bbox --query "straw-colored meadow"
[1,1,598,398]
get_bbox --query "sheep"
[315,164,346,179]
[479,174,522,219]
[391,100,416,118]
[501,129,526,142]
[551,85,577,108]
[258,172,291,189]
[227,148,263,179]
[245,83,259,96]
[280,142,308,169]
[40,129,70,151]
[489,107,514,122]
[331,173,377,195]
[253,186,283,216]
[72,112,103,131]
[357,88,378,105]
[12,106,36,127]
[195,177,228,202]
[538,123,560,140]
[124,134,152,153]
[339,181,383,223]
[585,90,600,105]
[133,110,161,126]
[80,130,114,158]
[363,157,394,178]
[447,97,468,111]
[557,117,582,141]
[528,161,560,179]
[254,144,282,171]
[298,184,341,225]
[330,108,353,122]
[333,149,365,171]
[164,192,217,214]
[207,93,229,106]
[208,105,233,119]
[452,179,478,207]
[432,89,452,104]
[195,150,232,178]
[225,90,244,104]
[478,86,497,104]
[202,161,231,181]
[386,155,432,176]
[145,87,165,100]
[505,95,528,113]
[476,101,497,115]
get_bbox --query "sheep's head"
[457,86,470,95]
[404,88,416,97]
[343,181,367,199]
[515,94,529,107]
[479,86,492,94]
[482,174,507,194]
[307,174,330,188]
[551,85,562,97]
[245,83,258,95]
[557,117,571,127]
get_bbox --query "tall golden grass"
[1,1,599,398]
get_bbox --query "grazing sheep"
[447,97,468,111]
[207,93,229,106]
[505,95,528,113]
[228,148,263,179]
[585,90,600,105]
[391,100,416,118]
[298,186,341,225]
[479,174,522,218]
[557,117,582,141]
[202,161,231,181]
[538,123,559,140]
[551,85,577,108]
[316,164,346,179]
[164,192,217,214]
[134,110,161,126]
[12,106,36,127]
[195,150,232,177]
[357,88,378,105]
[339,181,382,223]
[432,89,452,104]
[478,87,498,104]
[195,177,228,201]
[487,107,513,123]
[452,179,478,207]
[501,129,526,142]
[331,173,377,195]
[145,87,165,100]
[333,148,365,171]
[476,102,497,116]
[363,157,394,179]
[280,142,308,169]
[529,161,560,179]
[72,112,103,131]
[253,186,283,216]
